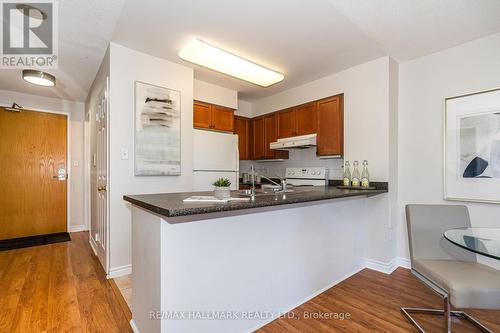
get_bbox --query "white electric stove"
[285,167,329,186]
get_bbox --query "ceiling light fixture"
[179,39,284,87]
[22,70,56,87]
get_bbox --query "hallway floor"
[0,232,131,332]
[1,232,499,333]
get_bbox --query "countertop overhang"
[123,186,388,220]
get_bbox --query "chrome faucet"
[260,174,282,188]
[249,165,288,193]
[250,165,256,200]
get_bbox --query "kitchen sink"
[237,189,274,197]
[237,189,295,197]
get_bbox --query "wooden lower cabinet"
[316,95,343,156]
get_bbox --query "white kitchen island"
[124,186,387,333]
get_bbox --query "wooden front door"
[0,108,67,240]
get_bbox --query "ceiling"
[0,0,125,102]
[1,0,500,102]
[328,0,500,62]
[111,0,386,101]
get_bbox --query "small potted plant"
[213,178,232,200]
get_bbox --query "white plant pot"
[214,186,231,200]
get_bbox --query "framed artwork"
[444,87,500,203]
[134,81,181,176]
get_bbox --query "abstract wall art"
[445,88,500,203]
[134,81,181,176]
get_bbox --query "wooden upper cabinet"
[277,108,296,138]
[264,114,277,159]
[234,116,250,160]
[277,102,317,138]
[295,102,317,136]
[212,105,234,132]
[193,101,234,132]
[193,101,212,129]
[196,94,342,160]
[252,117,265,160]
[316,95,343,156]
[264,114,289,160]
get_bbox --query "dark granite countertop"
[123,186,387,220]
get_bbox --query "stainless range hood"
[270,133,317,150]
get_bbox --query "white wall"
[235,99,252,117]
[193,79,237,109]
[0,89,85,231]
[108,43,194,273]
[252,56,391,182]
[397,32,500,259]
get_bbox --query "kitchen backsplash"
[239,148,344,179]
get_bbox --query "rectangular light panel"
[179,39,284,87]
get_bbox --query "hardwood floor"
[0,232,132,333]
[1,235,499,333]
[258,268,500,333]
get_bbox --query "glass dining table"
[444,227,500,260]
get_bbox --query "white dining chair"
[402,204,500,333]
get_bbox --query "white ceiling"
[1,0,500,102]
[0,0,125,102]
[328,0,500,62]
[111,0,387,101]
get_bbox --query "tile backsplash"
[240,148,343,179]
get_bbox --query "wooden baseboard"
[109,278,132,321]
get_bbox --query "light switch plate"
[120,148,129,160]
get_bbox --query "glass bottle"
[361,160,370,188]
[343,161,351,186]
[351,161,360,187]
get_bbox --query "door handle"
[53,167,67,180]
[97,185,107,192]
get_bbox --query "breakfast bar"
[124,186,387,333]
